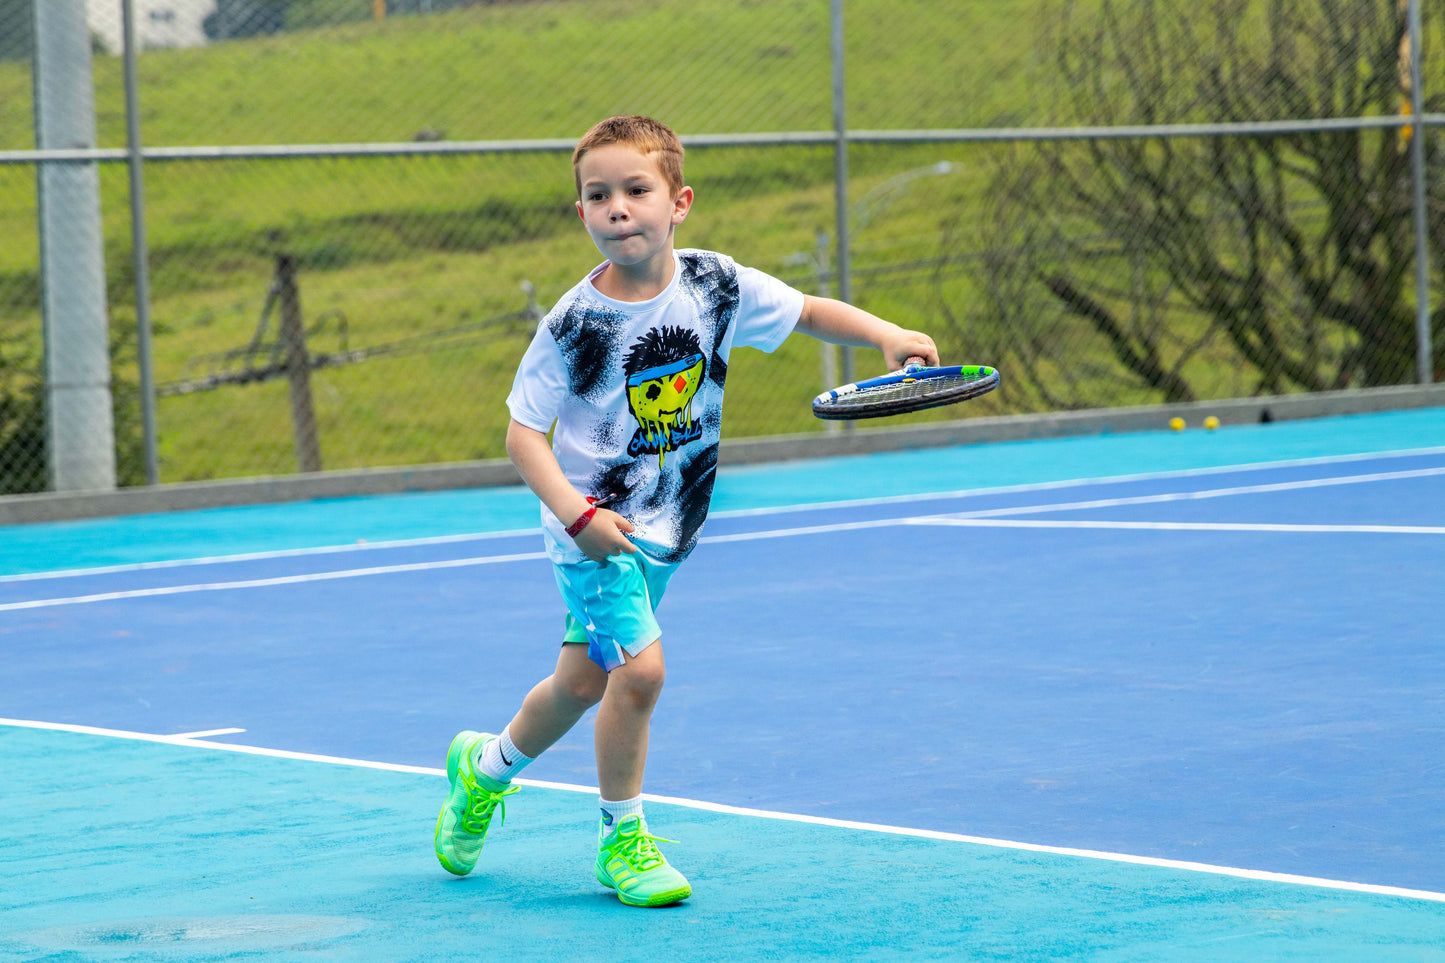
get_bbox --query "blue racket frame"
[812,363,999,420]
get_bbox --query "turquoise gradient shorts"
[554,549,679,672]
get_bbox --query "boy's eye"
[630,187,648,195]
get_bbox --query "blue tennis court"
[3,409,1444,959]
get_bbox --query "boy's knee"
[614,643,665,703]
[561,671,608,707]
[556,654,608,707]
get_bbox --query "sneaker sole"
[595,865,692,907]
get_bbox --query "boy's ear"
[576,199,585,222]
[671,186,694,225]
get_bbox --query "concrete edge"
[3,383,1443,526]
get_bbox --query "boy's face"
[576,144,692,271]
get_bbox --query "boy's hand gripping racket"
[812,360,999,420]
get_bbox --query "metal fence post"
[122,0,160,484]
[816,231,841,435]
[1407,0,1434,384]
[830,0,854,391]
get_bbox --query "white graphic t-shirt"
[507,249,803,564]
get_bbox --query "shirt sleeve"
[733,264,805,353]
[505,325,568,433]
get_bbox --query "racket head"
[812,363,999,420]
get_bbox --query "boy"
[434,115,937,907]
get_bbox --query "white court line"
[170,727,247,739]
[910,518,1445,535]
[2,715,1442,906]
[7,446,1444,586]
[0,550,546,612]
[0,527,541,585]
[712,444,1445,519]
[949,466,1445,519]
[5,466,1443,612]
[701,516,907,544]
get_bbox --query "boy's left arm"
[795,295,939,370]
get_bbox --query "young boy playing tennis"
[433,115,937,907]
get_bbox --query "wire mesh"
[0,0,1441,493]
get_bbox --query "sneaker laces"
[460,773,519,835]
[611,818,678,873]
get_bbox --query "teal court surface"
[3,408,1445,960]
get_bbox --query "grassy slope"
[1,0,1040,480]
[0,0,1368,481]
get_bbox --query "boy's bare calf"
[595,642,666,801]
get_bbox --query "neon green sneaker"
[434,731,519,876]
[595,814,691,907]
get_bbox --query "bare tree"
[975,0,1443,408]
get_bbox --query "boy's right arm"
[505,419,637,563]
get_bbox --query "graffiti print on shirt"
[622,326,706,467]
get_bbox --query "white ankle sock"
[599,794,645,831]
[477,726,532,782]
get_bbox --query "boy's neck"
[592,248,677,302]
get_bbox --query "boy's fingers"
[913,335,939,366]
[597,542,635,561]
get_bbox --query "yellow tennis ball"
[1204,415,1220,430]
[1169,417,1185,431]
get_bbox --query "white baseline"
[1,716,1441,906]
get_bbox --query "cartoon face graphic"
[623,327,706,467]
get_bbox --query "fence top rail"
[850,114,1421,143]
[0,115,1435,166]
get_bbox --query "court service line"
[0,523,915,610]
[5,464,1441,611]
[714,445,1445,520]
[3,715,1443,906]
[910,518,1445,535]
[0,527,541,585]
[7,448,1443,586]
[950,465,1445,519]
[0,551,547,612]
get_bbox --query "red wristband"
[565,506,598,538]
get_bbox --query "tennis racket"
[812,361,999,420]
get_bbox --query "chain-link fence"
[1,0,1441,494]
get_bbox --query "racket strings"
[835,371,988,407]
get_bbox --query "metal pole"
[830,0,854,389]
[816,231,840,435]
[1407,0,1434,383]
[829,0,857,438]
[122,0,159,485]
[33,0,116,492]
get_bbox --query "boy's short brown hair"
[572,115,686,197]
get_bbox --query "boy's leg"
[435,645,606,877]
[593,640,665,800]
[592,640,690,907]
[508,641,610,761]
